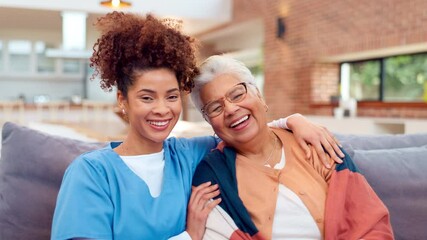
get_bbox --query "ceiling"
[0,0,232,35]
[0,0,264,62]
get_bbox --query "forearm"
[268,113,301,130]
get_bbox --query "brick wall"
[227,0,427,119]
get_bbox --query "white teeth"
[148,120,169,126]
[230,115,249,128]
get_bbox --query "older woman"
[191,55,394,239]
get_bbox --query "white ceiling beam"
[0,0,231,21]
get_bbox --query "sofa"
[0,121,426,240]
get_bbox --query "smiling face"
[200,74,269,148]
[118,68,182,152]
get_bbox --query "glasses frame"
[201,82,248,119]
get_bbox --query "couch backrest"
[338,133,427,240]
[0,122,105,240]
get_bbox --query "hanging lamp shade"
[100,0,132,9]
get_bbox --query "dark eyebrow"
[167,88,180,93]
[137,88,180,94]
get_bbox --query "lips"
[147,119,171,130]
[230,115,249,128]
[148,120,169,126]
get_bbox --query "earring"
[122,108,126,115]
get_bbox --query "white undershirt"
[119,151,191,240]
[120,150,165,198]
[270,148,322,240]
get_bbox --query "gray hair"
[190,55,257,113]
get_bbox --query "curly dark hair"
[90,12,199,96]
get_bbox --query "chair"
[35,101,70,122]
[81,100,115,122]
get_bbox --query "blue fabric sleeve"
[51,156,113,240]
[176,136,219,173]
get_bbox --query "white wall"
[0,78,82,102]
[86,77,116,103]
[0,25,108,103]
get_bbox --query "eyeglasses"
[201,82,248,118]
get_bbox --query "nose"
[152,99,170,115]
[223,99,239,116]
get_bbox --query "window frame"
[340,52,427,103]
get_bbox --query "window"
[35,41,55,73]
[384,54,426,101]
[341,53,427,102]
[348,60,380,101]
[8,40,32,73]
[63,59,82,74]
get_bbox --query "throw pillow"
[0,122,105,240]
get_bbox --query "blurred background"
[0,0,426,141]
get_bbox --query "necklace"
[263,133,278,166]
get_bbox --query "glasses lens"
[205,101,223,117]
[227,84,247,103]
[203,83,248,118]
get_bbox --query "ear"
[117,90,127,109]
[203,114,211,124]
[254,87,267,105]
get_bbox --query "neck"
[116,133,163,156]
[235,127,276,164]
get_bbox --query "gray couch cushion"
[0,122,104,240]
[337,133,427,151]
[352,145,427,240]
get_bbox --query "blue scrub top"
[51,136,217,240]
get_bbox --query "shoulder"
[67,145,116,175]
[166,136,216,147]
[271,127,296,142]
[193,148,236,185]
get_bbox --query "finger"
[203,198,222,213]
[193,184,219,207]
[313,141,329,168]
[190,181,211,202]
[327,140,344,164]
[201,189,220,202]
[323,128,345,157]
[329,138,345,159]
[321,138,342,164]
[193,181,212,191]
[296,138,311,159]
[195,185,220,206]
[323,127,343,148]
[190,181,212,205]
